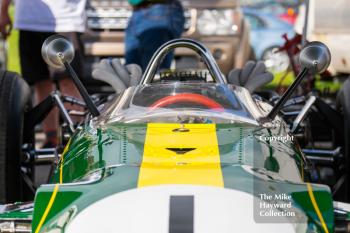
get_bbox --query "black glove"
[92,58,142,94]
[227,61,273,93]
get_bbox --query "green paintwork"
[0,121,334,233]
[27,122,334,233]
[0,208,32,220]
[52,123,147,183]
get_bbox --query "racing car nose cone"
[66,185,298,233]
[299,41,331,74]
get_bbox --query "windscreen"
[105,83,260,125]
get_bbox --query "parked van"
[295,0,350,74]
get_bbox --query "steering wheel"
[149,93,225,111]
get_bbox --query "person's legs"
[34,79,58,145]
[169,0,185,38]
[139,28,173,70]
[125,14,141,66]
[130,2,185,71]
[58,77,83,122]
[19,30,58,146]
[53,33,84,122]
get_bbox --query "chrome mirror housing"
[41,35,75,69]
[299,41,331,74]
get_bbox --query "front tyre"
[337,78,350,202]
[0,70,31,203]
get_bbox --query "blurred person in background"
[126,0,185,71]
[0,0,86,147]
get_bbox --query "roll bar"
[140,38,226,85]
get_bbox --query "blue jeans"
[125,1,185,71]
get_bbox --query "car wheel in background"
[262,47,290,73]
[0,71,32,203]
[0,40,7,70]
[248,46,257,61]
[337,78,350,202]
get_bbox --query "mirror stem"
[267,67,308,120]
[63,61,100,117]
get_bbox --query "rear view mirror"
[41,35,100,117]
[41,35,75,69]
[266,41,331,120]
[299,41,331,74]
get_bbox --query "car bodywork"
[0,39,349,233]
[0,84,335,233]
[82,0,251,77]
[240,0,301,25]
[243,8,295,60]
[243,8,295,73]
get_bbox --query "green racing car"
[0,36,349,233]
